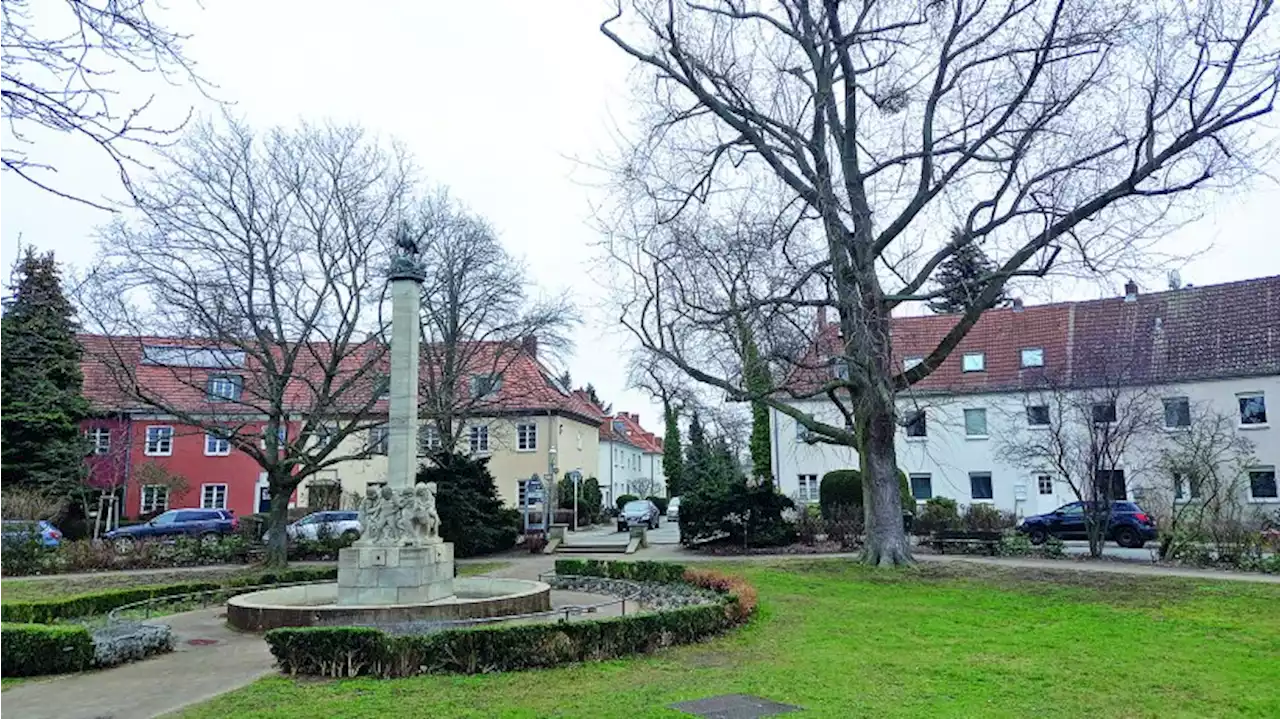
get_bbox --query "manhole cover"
[186,638,219,646]
[670,694,802,718]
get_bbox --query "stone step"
[555,543,630,554]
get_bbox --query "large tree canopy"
[600,0,1278,565]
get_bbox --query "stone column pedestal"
[337,542,454,605]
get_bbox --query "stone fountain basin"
[226,577,551,632]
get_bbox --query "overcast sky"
[4,1,1279,440]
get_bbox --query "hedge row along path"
[5,551,1276,719]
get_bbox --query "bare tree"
[2,0,210,209]
[77,118,411,566]
[599,0,1278,565]
[998,370,1162,557]
[1144,405,1257,561]
[404,193,578,449]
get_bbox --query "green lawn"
[177,560,1280,718]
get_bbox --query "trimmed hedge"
[266,560,755,678]
[2,624,95,677]
[2,567,338,624]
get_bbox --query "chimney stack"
[1011,297,1024,312]
[1124,280,1139,302]
[521,335,538,357]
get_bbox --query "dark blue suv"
[104,509,237,548]
[1018,501,1157,548]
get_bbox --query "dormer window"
[1020,348,1044,368]
[962,353,985,373]
[470,373,503,398]
[206,375,243,402]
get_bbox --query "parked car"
[282,511,361,542]
[1017,500,1157,548]
[617,499,661,532]
[2,520,62,547]
[667,496,681,521]
[104,509,237,548]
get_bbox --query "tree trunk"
[859,394,913,566]
[263,477,293,568]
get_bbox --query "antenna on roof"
[1167,269,1182,291]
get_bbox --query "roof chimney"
[1124,280,1139,302]
[521,335,538,358]
[1011,297,1024,312]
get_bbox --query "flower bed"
[265,560,756,678]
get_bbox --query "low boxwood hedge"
[2,567,338,624]
[266,560,755,678]
[2,624,95,677]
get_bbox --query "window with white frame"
[1163,397,1191,429]
[1238,392,1268,426]
[1248,468,1277,500]
[1026,405,1051,427]
[367,425,390,455]
[1037,474,1054,495]
[141,485,169,514]
[969,472,994,500]
[1173,471,1203,500]
[85,427,111,455]
[797,474,819,502]
[201,484,228,509]
[206,374,243,402]
[830,359,850,380]
[1020,347,1044,368]
[904,410,927,438]
[962,353,985,372]
[204,430,231,456]
[419,425,442,453]
[144,426,174,456]
[963,408,988,437]
[469,425,490,453]
[909,474,932,500]
[516,422,537,451]
[903,356,923,371]
[260,424,288,451]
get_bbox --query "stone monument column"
[337,235,454,606]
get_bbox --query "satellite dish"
[1168,270,1182,290]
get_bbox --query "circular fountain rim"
[225,577,552,632]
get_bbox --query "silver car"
[286,511,361,541]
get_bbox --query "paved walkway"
[3,608,275,719]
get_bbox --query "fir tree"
[928,231,1011,314]
[584,382,611,414]
[739,325,773,480]
[1,249,90,494]
[661,398,685,497]
[419,452,519,557]
[683,413,713,491]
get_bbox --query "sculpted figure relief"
[356,482,442,546]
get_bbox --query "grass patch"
[177,559,1280,718]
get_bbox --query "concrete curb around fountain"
[225,577,551,632]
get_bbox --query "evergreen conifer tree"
[661,399,684,497]
[1,248,90,494]
[928,231,1011,314]
[419,453,519,557]
[740,325,773,480]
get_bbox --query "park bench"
[929,530,1002,555]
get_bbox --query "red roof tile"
[787,275,1280,395]
[598,412,663,453]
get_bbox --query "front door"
[257,474,272,514]
[1034,473,1061,515]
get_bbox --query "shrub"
[523,532,547,553]
[1,567,337,623]
[824,506,865,548]
[998,530,1034,556]
[647,496,670,514]
[1,624,94,677]
[819,470,861,518]
[92,623,174,667]
[1043,535,1067,558]
[422,453,519,557]
[615,494,640,510]
[795,508,824,546]
[914,497,960,535]
[268,560,754,678]
[961,503,1014,532]
[679,479,794,548]
[558,477,603,526]
[1,535,57,576]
